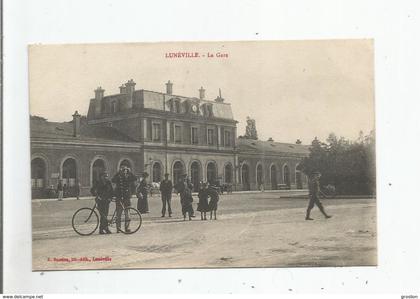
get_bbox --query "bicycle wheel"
[121,207,142,234]
[72,208,99,236]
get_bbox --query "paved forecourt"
[32,191,377,270]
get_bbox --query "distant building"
[30,80,309,198]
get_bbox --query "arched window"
[173,161,185,185]
[207,162,217,185]
[241,164,250,191]
[256,164,263,186]
[92,159,106,185]
[62,158,77,187]
[283,164,291,188]
[270,164,278,190]
[152,162,162,183]
[31,158,46,188]
[224,163,233,184]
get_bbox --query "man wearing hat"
[306,171,332,220]
[175,173,195,219]
[159,173,173,217]
[112,165,137,232]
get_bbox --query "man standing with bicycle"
[112,165,137,233]
[90,172,113,234]
[305,171,332,220]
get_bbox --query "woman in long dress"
[197,182,209,220]
[136,172,149,213]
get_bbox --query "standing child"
[207,185,220,220]
[197,182,209,220]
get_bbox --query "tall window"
[152,123,161,141]
[207,128,214,145]
[175,125,182,143]
[224,130,231,146]
[111,101,118,113]
[191,127,199,144]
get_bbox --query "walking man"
[112,165,137,233]
[305,171,332,220]
[160,173,173,217]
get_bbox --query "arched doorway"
[295,164,303,189]
[256,164,263,188]
[173,161,185,186]
[283,164,291,188]
[190,161,201,192]
[224,163,233,184]
[92,159,106,186]
[32,158,47,198]
[152,162,162,183]
[241,164,250,191]
[119,159,132,170]
[207,162,217,185]
[62,158,77,197]
[270,164,277,190]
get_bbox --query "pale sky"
[29,40,375,144]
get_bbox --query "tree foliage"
[298,131,376,195]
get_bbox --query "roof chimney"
[93,87,104,116]
[166,80,173,95]
[119,84,127,94]
[125,79,136,109]
[199,86,205,100]
[72,110,81,137]
[94,87,105,100]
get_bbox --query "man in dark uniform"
[112,165,137,232]
[175,173,195,219]
[160,173,173,217]
[90,172,113,234]
[306,171,332,220]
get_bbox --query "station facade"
[31,80,309,198]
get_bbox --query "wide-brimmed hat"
[164,173,170,176]
[143,172,149,177]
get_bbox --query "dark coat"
[208,187,219,211]
[112,171,137,199]
[91,179,114,200]
[308,177,320,198]
[197,188,209,212]
[160,179,173,195]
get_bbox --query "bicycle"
[72,197,142,236]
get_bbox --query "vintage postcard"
[29,40,376,271]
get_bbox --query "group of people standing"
[159,173,220,221]
[89,165,221,234]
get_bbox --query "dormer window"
[175,100,181,113]
[111,101,118,113]
[202,103,213,117]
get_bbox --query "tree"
[299,132,376,195]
